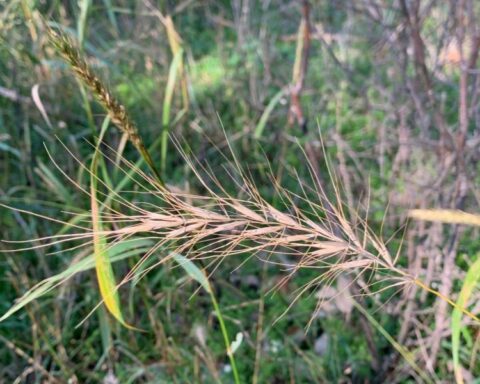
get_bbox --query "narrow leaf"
[0,239,153,322]
[161,49,183,173]
[409,209,480,227]
[90,117,128,326]
[171,253,211,293]
[452,253,480,384]
[353,301,433,384]
[254,88,288,139]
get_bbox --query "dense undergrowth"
[1,1,480,383]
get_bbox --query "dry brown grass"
[5,138,458,325]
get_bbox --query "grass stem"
[209,289,241,384]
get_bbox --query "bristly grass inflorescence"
[3,137,479,328]
[45,24,164,186]
[3,22,478,334]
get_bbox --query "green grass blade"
[77,0,91,48]
[0,238,153,322]
[254,88,287,139]
[0,142,21,159]
[36,159,73,204]
[102,0,119,35]
[171,253,210,293]
[171,253,240,384]
[452,253,480,384]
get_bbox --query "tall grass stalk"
[172,253,240,383]
[209,290,241,384]
[2,137,480,378]
[3,141,479,328]
[45,24,164,186]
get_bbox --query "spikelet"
[45,25,164,185]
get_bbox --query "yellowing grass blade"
[451,253,480,384]
[90,191,124,324]
[90,117,129,327]
[292,18,306,84]
[161,48,183,173]
[0,238,152,323]
[164,15,188,109]
[408,209,480,227]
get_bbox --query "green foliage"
[1,1,479,382]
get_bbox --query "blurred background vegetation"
[1,0,480,383]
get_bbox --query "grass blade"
[102,0,119,36]
[171,253,241,384]
[0,238,153,322]
[77,0,91,48]
[452,253,480,384]
[161,49,183,173]
[35,159,73,204]
[164,15,188,109]
[90,118,127,326]
[254,88,288,139]
[353,301,433,383]
[171,253,210,293]
[409,209,480,227]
